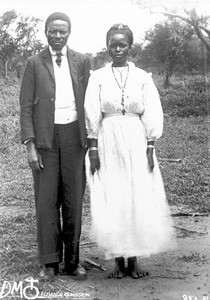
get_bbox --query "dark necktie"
[56,52,62,67]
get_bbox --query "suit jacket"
[20,46,91,149]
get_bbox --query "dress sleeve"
[84,71,102,139]
[141,73,163,141]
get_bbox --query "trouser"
[32,121,86,268]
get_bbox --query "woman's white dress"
[85,62,175,259]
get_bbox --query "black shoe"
[64,264,87,280]
[39,263,58,280]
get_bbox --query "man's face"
[45,20,70,51]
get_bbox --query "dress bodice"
[85,62,163,141]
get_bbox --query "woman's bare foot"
[127,256,148,279]
[107,257,125,279]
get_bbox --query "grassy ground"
[0,74,209,295]
[154,74,209,211]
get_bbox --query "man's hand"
[89,150,100,175]
[146,147,154,172]
[26,141,43,172]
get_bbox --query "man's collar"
[49,45,67,56]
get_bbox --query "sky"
[1,0,210,54]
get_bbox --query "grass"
[0,73,209,295]
[153,74,209,211]
[157,116,208,210]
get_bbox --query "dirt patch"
[0,205,209,300]
[79,208,209,300]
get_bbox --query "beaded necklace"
[111,64,129,115]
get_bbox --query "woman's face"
[107,33,130,67]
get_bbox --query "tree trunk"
[5,60,8,79]
[164,72,170,87]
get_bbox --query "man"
[20,12,91,280]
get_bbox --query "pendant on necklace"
[121,90,126,115]
[112,65,129,116]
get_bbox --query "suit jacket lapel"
[67,48,78,100]
[41,47,78,94]
[41,47,55,81]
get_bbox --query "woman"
[85,24,175,279]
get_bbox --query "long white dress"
[85,62,175,259]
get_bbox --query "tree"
[0,10,17,78]
[160,7,210,53]
[0,10,44,78]
[176,36,208,74]
[132,0,210,52]
[143,19,194,86]
[129,43,144,67]
[90,44,144,70]
[91,48,110,70]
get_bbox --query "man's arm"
[20,57,36,143]
[83,56,91,91]
[20,57,43,172]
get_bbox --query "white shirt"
[49,45,78,124]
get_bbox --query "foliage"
[1,9,208,82]
[90,45,145,70]
[0,11,17,77]
[152,74,209,210]
[128,43,144,66]
[143,19,194,86]
[90,48,111,70]
[174,36,209,75]
[134,1,210,53]
[0,10,44,78]
[161,7,210,53]
[91,19,208,80]
[155,74,208,118]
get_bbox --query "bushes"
[0,77,21,153]
[154,74,208,118]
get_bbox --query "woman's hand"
[146,147,154,172]
[89,149,100,175]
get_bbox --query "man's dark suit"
[20,46,91,270]
[20,47,90,149]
